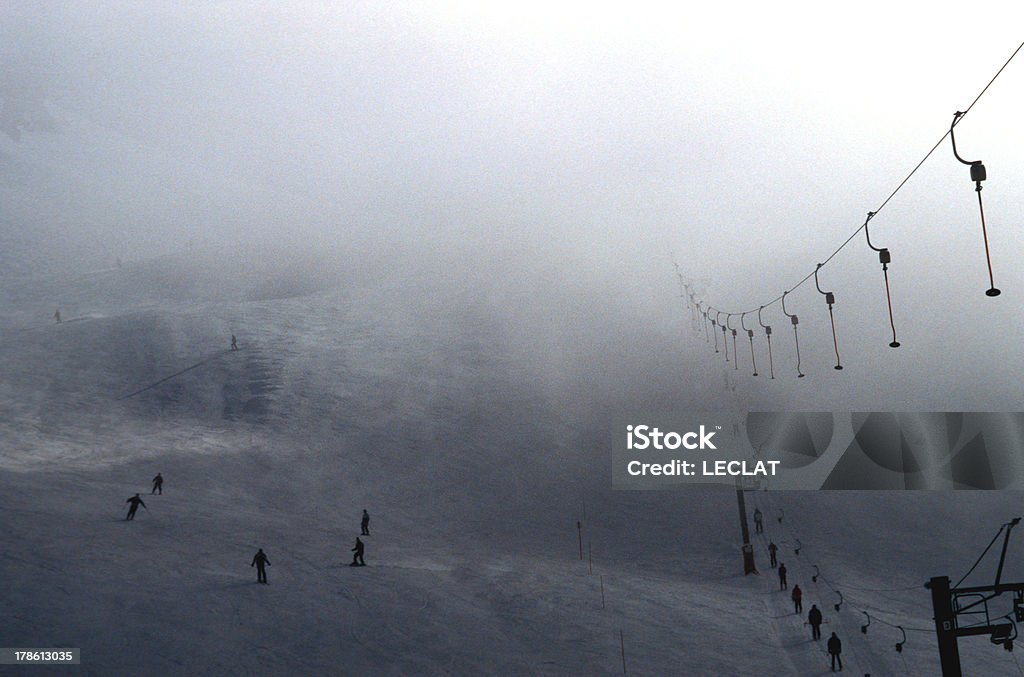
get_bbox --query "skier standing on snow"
[827,632,842,671]
[361,509,370,536]
[753,508,763,534]
[151,473,163,495]
[778,563,788,590]
[251,548,270,584]
[230,335,238,351]
[791,584,803,614]
[54,309,61,323]
[125,493,146,520]
[808,604,823,640]
[768,541,778,568]
[351,537,365,566]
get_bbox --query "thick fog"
[3,1,1023,415]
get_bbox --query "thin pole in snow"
[577,521,583,560]
[600,574,606,609]
[588,543,593,574]
[620,629,627,675]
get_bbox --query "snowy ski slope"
[3,256,1024,676]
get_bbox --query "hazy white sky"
[2,1,1022,409]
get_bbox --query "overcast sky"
[2,1,1023,411]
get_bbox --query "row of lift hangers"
[678,112,1002,379]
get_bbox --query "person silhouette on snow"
[54,309,61,324]
[230,335,238,351]
[753,507,763,534]
[808,604,823,640]
[778,563,788,590]
[125,493,146,520]
[151,473,163,495]
[351,537,365,566]
[252,548,270,583]
[361,509,370,536]
[768,541,778,568]
[827,632,842,671]
[791,584,803,614]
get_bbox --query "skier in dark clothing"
[753,508,763,534]
[778,563,788,590]
[351,537,365,566]
[768,541,778,568]
[230,335,238,351]
[361,509,370,536]
[791,584,803,614]
[251,549,270,583]
[125,493,146,520]
[54,309,61,324]
[808,605,823,640]
[827,632,842,671]
[151,473,163,495]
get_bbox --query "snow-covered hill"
[3,255,1024,676]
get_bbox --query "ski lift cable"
[817,569,930,617]
[954,523,1007,588]
[687,38,1024,318]
[825,581,924,594]
[816,569,925,595]
[753,494,933,632]
[848,603,932,634]
[818,576,933,632]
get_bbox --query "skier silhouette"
[753,508,763,534]
[54,309,61,324]
[251,548,270,583]
[808,605,823,640]
[791,584,803,614]
[361,509,370,536]
[151,473,163,495]
[351,537,365,566]
[125,493,146,520]
[230,335,238,351]
[768,541,778,568]
[778,563,788,590]
[827,632,842,671]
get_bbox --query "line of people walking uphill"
[765,526,843,671]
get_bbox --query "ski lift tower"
[927,517,1024,676]
[732,420,759,575]
[736,475,759,575]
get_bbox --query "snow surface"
[4,257,1024,676]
